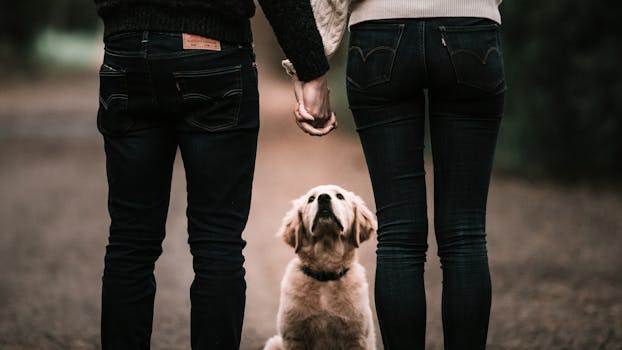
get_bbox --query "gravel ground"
[0,71,620,349]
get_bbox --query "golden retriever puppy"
[264,185,377,350]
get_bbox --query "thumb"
[297,103,315,121]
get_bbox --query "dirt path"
[0,71,621,349]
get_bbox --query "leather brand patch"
[182,33,221,51]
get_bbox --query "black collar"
[301,265,349,282]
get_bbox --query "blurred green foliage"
[0,0,98,64]
[498,1,622,182]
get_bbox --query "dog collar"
[301,265,349,282]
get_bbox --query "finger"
[305,104,330,120]
[304,120,336,137]
[313,112,338,135]
[311,111,336,128]
[293,108,304,122]
[294,112,320,134]
[294,108,315,124]
[297,103,315,121]
[314,121,336,135]
[296,119,325,136]
[328,111,337,126]
[297,117,332,137]
[294,105,314,122]
[315,111,336,127]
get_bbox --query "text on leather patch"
[182,33,221,51]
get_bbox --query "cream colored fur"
[264,185,377,350]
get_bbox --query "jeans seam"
[421,22,429,84]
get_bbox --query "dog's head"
[277,185,377,270]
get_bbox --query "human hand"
[294,105,338,136]
[292,74,337,136]
[301,74,331,121]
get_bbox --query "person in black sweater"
[94,1,334,349]
[94,0,329,83]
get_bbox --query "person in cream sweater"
[346,2,505,349]
[294,0,505,349]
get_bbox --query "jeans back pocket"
[347,23,404,90]
[440,23,506,93]
[174,65,243,132]
[98,63,132,136]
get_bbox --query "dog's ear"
[350,194,377,247]
[276,199,306,253]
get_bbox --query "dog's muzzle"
[311,202,344,233]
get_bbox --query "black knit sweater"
[94,0,329,81]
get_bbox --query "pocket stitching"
[349,45,397,63]
[451,47,501,65]
[346,25,404,90]
[441,27,505,92]
[174,65,243,132]
[98,64,133,136]
[100,94,128,110]
[173,65,242,79]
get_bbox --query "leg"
[175,48,259,349]
[427,26,505,348]
[354,98,429,350]
[426,16,506,350]
[178,127,257,349]
[347,19,428,350]
[101,126,177,350]
[429,99,501,350]
[98,34,179,349]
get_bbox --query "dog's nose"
[318,194,331,204]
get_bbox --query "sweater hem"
[349,1,502,28]
[99,5,253,43]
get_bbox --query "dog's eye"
[336,193,345,200]
[308,196,315,203]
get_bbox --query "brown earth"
[0,70,621,350]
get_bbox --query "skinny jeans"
[346,17,506,350]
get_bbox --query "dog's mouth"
[311,206,344,233]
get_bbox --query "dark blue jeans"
[98,31,259,350]
[346,18,506,350]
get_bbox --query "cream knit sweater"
[350,0,503,27]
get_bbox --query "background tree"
[0,0,98,65]
[499,1,622,182]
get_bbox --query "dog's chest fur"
[279,260,372,348]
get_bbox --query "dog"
[264,185,377,350]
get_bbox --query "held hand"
[301,74,331,122]
[292,74,337,136]
[294,106,338,136]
